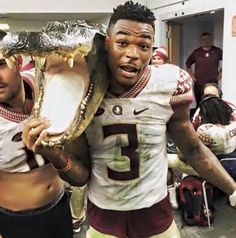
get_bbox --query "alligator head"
[0,20,108,146]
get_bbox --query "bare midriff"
[0,163,65,211]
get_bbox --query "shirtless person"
[0,54,90,238]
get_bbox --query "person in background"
[0,52,89,238]
[151,46,169,66]
[23,1,236,238]
[202,82,222,98]
[187,82,236,182]
[192,83,223,129]
[197,96,236,155]
[186,32,222,110]
[195,90,236,182]
[170,84,236,203]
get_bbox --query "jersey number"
[103,124,139,181]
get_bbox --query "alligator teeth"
[67,57,74,68]
[81,104,85,110]
[5,57,16,69]
[81,109,85,114]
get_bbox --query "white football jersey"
[197,121,236,154]
[193,100,236,154]
[86,64,192,210]
[0,70,46,172]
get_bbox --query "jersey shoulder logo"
[12,132,23,142]
[95,107,105,116]
[133,108,149,115]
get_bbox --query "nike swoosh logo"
[133,108,149,115]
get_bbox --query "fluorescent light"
[0,24,9,30]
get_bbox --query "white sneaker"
[168,184,179,209]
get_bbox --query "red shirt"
[186,46,222,86]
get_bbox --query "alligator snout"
[0,20,109,146]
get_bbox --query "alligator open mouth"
[0,20,108,146]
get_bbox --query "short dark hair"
[199,96,233,125]
[108,1,156,32]
[200,32,211,38]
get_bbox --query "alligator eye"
[12,132,22,142]
[95,107,105,116]
[0,30,7,40]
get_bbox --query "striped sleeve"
[20,68,36,90]
[20,68,36,101]
[170,68,193,111]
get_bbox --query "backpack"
[178,176,215,227]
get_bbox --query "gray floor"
[74,195,236,238]
[176,195,236,238]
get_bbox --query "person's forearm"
[58,157,90,187]
[187,144,236,195]
[47,150,91,187]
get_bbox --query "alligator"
[0,20,109,146]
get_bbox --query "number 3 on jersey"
[103,124,139,181]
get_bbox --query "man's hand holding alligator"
[22,117,50,153]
